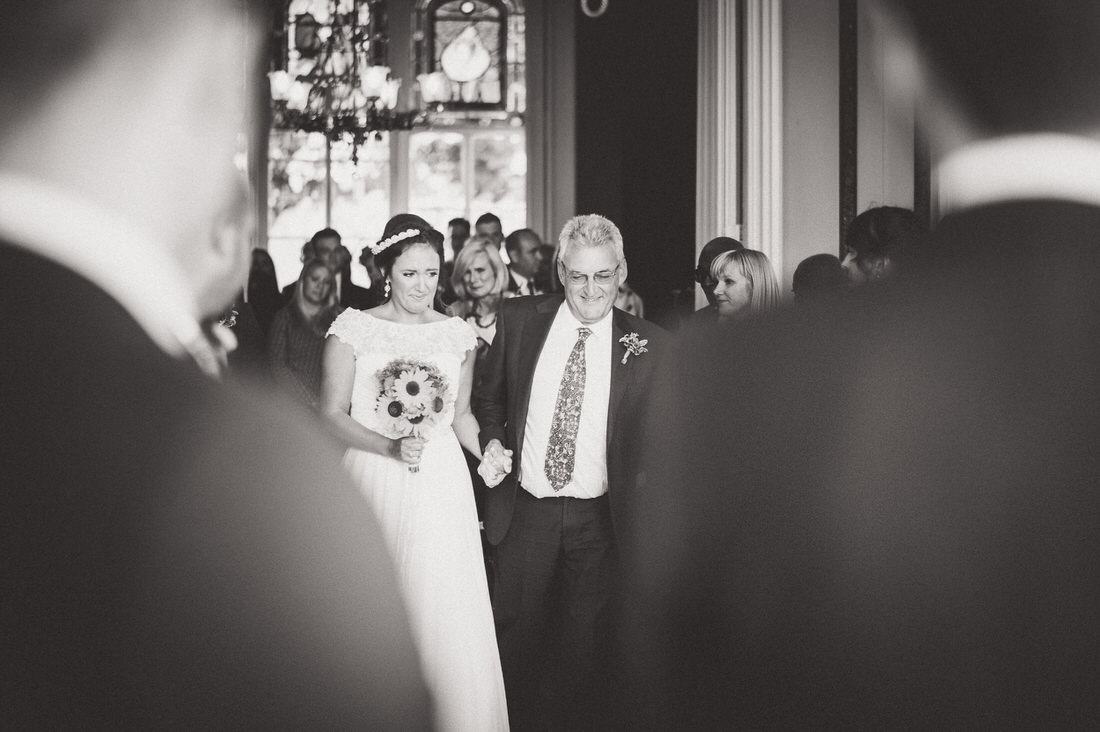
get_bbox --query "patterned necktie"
[545,327,592,491]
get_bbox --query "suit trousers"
[492,487,616,731]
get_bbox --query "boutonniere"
[619,332,649,364]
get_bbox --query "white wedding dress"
[328,310,509,732]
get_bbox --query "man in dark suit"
[0,1,431,728]
[504,228,547,296]
[620,1,1100,728]
[280,229,375,310]
[474,214,666,730]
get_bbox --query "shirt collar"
[510,267,531,290]
[0,171,203,358]
[939,133,1100,214]
[555,300,613,339]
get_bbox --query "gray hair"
[557,214,625,265]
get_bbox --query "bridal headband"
[370,227,422,256]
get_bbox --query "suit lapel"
[607,310,632,449]
[512,298,560,456]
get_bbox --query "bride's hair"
[373,213,444,279]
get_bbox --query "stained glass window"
[414,0,526,116]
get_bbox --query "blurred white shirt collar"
[939,133,1100,214]
[0,171,202,359]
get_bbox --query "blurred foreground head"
[0,1,260,317]
[885,0,1100,143]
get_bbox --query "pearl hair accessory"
[371,227,421,255]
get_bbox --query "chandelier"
[268,1,422,159]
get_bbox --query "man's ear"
[619,258,629,284]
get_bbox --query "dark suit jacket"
[473,294,667,547]
[279,277,379,311]
[621,200,1100,729]
[1,243,431,729]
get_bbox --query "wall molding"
[743,0,784,282]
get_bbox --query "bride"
[320,214,509,732]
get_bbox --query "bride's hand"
[478,439,513,487]
[390,436,426,466]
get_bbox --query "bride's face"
[389,243,440,315]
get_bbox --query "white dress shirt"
[520,303,612,499]
[0,172,206,361]
[510,268,537,296]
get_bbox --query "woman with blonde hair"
[710,248,780,322]
[267,257,338,408]
[448,234,510,351]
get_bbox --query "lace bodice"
[327,310,477,440]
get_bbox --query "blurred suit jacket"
[621,200,1100,729]
[1,242,432,729]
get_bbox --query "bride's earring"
[384,279,391,298]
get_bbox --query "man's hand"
[478,439,513,488]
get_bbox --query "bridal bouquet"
[375,359,453,473]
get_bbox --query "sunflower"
[393,367,432,408]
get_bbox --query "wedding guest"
[222,291,270,384]
[473,214,668,731]
[841,205,925,285]
[710,248,780,322]
[504,228,546,296]
[267,258,338,410]
[615,280,645,318]
[792,252,848,305]
[692,236,743,322]
[331,243,376,310]
[448,216,471,256]
[1,1,430,727]
[448,234,510,365]
[247,248,282,335]
[620,0,1100,727]
[279,227,342,304]
[475,212,504,246]
[321,213,508,731]
[535,242,559,293]
[358,244,387,305]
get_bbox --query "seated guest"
[448,216,471,257]
[247,248,281,336]
[267,258,337,409]
[792,253,848,305]
[441,217,473,306]
[692,236,743,322]
[710,248,780,322]
[842,205,926,285]
[615,280,646,318]
[279,227,343,305]
[535,241,559,293]
[331,243,375,310]
[448,234,510,364]
[503,228,546,296]
[358,245,387,307]
[475,212,504,247]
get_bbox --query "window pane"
[472,131,526,234]
[330,135,391,273]
[268,130,327,288]
[408,131,467,232]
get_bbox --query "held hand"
[391,436,426,466]
[484,439,513,475]
[479,439,514,488]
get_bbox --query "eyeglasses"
[561,262,621,287]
